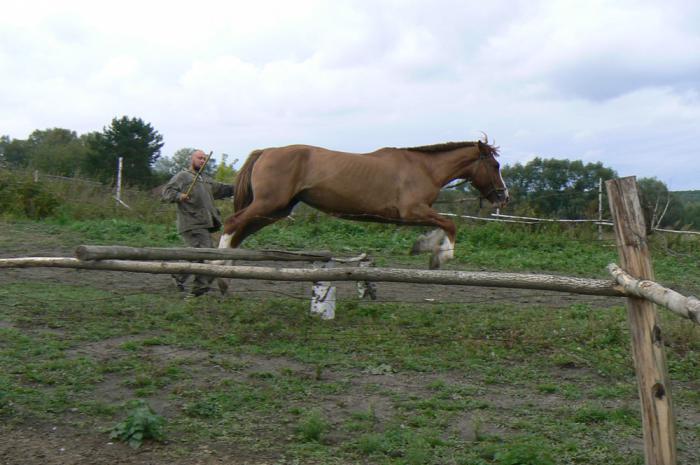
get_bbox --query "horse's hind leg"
[215,202,295,295]
[411,229,446,255]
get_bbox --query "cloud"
[1,0,699,189]
[478,0,700,100]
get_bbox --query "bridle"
[474,151,507,206]
[445,148,507,205]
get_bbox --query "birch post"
[310,260,336,319]
[598,177,603,241]
[116,157,123,207]
[606,176,676,465]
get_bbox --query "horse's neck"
[419,148,479,187]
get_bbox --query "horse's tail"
[234,149,264,212]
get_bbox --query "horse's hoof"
[429,255,442,270]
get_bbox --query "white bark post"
[598,177,603,241]
[310,261,336,320]
[116,157,123,207]
[606,176,676,465]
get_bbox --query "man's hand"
[178,193,190,203]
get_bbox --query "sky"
[1,0,699,190]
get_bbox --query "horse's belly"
[299,190,399,219]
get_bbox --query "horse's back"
[253,144,395,181]
[248,144,410,213]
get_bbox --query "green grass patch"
[1,217,699,464]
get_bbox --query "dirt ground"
[0,241,655,465]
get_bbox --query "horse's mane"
[397,140,500,156]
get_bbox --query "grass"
[1,280,697,463]
[1,216,699,464]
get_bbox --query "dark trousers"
[173,228,214,294]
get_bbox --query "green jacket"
[162,169,234,233]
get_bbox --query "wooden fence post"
[606,176,676,465]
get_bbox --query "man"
[162,149,234,297]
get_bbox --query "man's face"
[191,151,207,170]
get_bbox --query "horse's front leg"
[406,207,456,269]
[431,228,456,269]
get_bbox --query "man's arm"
[162,172,190,203]
[211,181,235,200]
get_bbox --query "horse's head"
[471,140,509,208]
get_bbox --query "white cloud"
[0,0,699,189]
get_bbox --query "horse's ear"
[477,140,487,159]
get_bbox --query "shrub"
[109,400,165,448]
[0,170,59,219]
[297,409,328,442]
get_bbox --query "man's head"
[190,150,208,171]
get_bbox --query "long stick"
[0,256,626,296]
[184,150,213,197]
[607,263,700,325]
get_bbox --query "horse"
[219,138,509,270]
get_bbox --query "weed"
[356,433,385,455]
[109,400,165,449]
[183,397,223,419]
[297,409,328,442]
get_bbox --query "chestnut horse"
[219,139,509,269]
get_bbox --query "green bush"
[296,409,328,442]
[0,171,59,219]
[109,400,165,448]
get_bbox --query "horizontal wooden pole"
[1,257,625,297]
[492,213,606,223]
[75,245,333,262]
[653,227,700,236]
[439,212,536,224]
[608,263,700,325]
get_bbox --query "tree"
[213,153,236,183]
[637,177,684,231]
[683,203,700,229]
[0,135,29,168]
[152,147,220,185]
[23,128,91,176]
[501,158,617,218]
[86,116,164,187]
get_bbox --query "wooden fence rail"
[608,263,700,325]
[75,245,335,262]
[0,256,626,297]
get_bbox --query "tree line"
[1,118,698,229]
[0,116,235,189]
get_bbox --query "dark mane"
[397,140,499,156]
